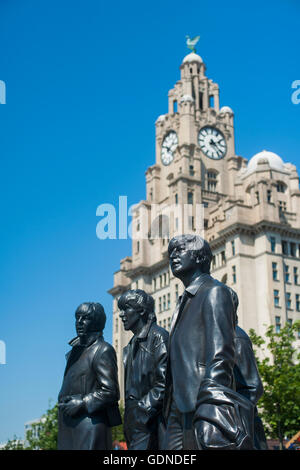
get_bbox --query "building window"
[267,189,272,203]
[207,171,218,192]
[296,294,300,312]
[231,240,235,256]
[286,292,292,309]
[274,289,280,307]
[290,242,296,257]
[255,191,260,204]
[279,201,287,213]
[173,100,178,113]
[188,216,195,230]
[153,277,156,291]
[272,262,278,281]
[287,318,293,328]
[277,182,286,193]
[163,295,166,311]
[209,95,215,108]
[137,241,140,253]
[167,293,171,309]
[212,255,216,269]
[137,221,140,232]
[294,267,298,284]
[284,264,290,283]
[270,236,276,253]
[221,251,226,266]
[188,192,193,205]
[159,297,162,313]
[204,219,208,229]
[282,240,289,255]
[160,275,162,288]
[163,319,167,329]
[275,316,281,333]
[189,165,195,176]
[167,317,171,329]
[175,193,178,205]
[175,284,179,302]
[232,265,236,284]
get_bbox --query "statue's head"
[118,289,155,333]
[168,234,212,279]
[75,302,106,337]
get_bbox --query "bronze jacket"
[123,319,169,424]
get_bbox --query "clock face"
[198,126,227,160]
[161,131,178,165]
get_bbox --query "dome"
[219,106,234,115]
[182,52,203,64]
[247,150,285,173]
[180,94,194,103]
[156,114,166,123]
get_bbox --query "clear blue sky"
[0,0,299,443]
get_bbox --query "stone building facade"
[108,52,300,397]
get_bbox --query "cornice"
[208,219,300,250]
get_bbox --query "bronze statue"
[163,235,254,450]
[118,289,169,450]
[57,302,122,450]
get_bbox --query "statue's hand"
[59,398,84,417]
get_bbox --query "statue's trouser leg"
[164,398,199,450]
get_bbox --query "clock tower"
[109,50,300,399]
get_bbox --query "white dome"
[247,150,285,173]
[182,52,203,64]
[219,106,234,115]
[180,94,194,103]
[156,114,165,123]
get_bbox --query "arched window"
[206,170,218,192]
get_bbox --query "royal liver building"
[109,51,300,397]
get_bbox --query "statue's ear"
[140,308,147,318]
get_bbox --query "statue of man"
[57,302,122,450]
[163,234,254,450]
[118,289,169,450]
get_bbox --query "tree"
[2,402,58,450]
[26,402,58,450]
[249,321,300,449]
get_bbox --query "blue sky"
[0,0,299,442]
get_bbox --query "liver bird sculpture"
[186,35,200,53]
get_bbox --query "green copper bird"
[186,35,200,53]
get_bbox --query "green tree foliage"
[2,402,58,450]
[2,436,25,450]
[249,321,300,449]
